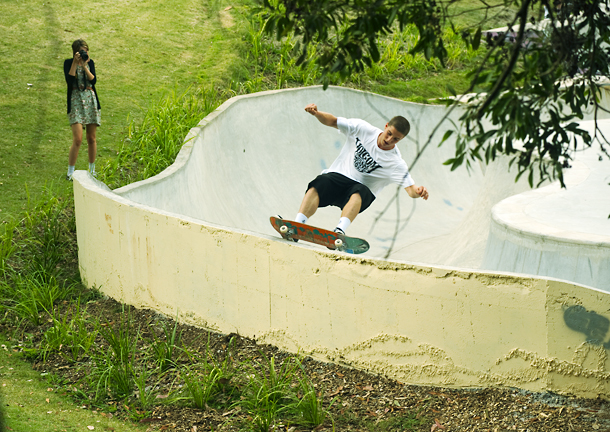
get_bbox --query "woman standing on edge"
[64,39,101,180]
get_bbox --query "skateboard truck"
[279,224,296,240]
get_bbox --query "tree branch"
[476,0,532,119]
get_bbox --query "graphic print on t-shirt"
[354,139,382,174]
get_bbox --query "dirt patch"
[219,7,234,28]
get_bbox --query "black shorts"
[306,173,375,213]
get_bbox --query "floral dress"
[68,64,101,126]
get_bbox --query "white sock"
[89,162,96,173]
[295,213,308,224]
[67,165,75,176]
[336,217,351,232]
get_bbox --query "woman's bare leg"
[68,123,84,166]
[85,124,97,164]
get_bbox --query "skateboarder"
[295,103,429,235]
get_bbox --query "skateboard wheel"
[334,238,344,249]
[280,225,288,234]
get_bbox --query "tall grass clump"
[240,354,302,431]
[0,186,81,331]
[6,274,78,327]
[40,300,97,362]
[244,11,322,88]
[245,13,271,76]
[0,219,17,277]
[295,374,335,428]
[150,314,184,372]
[241,11,483,100]
[132,365,163,413]
[100,87,226,189]
[367,25,481,81]
[182,364,229,409]
[2,186,78,284]
[89,311,141,400]
[179,334,239,410]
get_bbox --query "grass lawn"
[0,0,248,218]
[0,335,149,431]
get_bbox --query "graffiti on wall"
[564,305,610,349]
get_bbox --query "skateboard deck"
[270,216,370,254]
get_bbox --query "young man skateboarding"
[294,103,429,235]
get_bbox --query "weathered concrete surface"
[483,122,610,291]
[73,87,610,398]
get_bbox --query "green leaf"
[440,130,454,145]
[471,27,482,51]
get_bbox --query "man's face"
[377,124,405,151]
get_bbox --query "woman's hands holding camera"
[70,48,94,81]
[74,50,89,65]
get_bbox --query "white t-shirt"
[322,117,415,196]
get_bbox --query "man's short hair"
[388,116,410,136]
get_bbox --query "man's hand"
[304,103,338,128]
[405,185,429,200]
[304,103,318,115]
[416,186,429,200]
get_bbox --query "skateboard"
[270,216,370,254]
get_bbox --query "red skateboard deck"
[270,216,369,254]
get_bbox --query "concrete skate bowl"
[73,86,610,398]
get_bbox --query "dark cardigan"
[63,58,101,114]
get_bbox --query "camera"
[79,50,89,61]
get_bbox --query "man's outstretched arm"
[405,185,429,200]
[305,103,338,128]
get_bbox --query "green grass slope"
[0,0,247,218]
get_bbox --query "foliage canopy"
[261,0,610,186]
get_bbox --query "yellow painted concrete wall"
[73,174,610,399]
